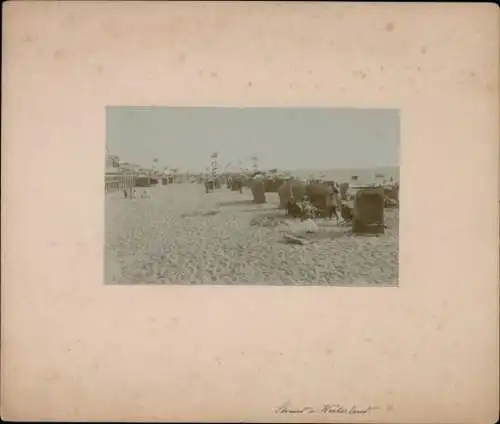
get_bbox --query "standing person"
[327,184,341,224]
[286,196,303,218]
[334,186,342,223]
[123,189,128,198]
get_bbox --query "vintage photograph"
[105,107,399,285]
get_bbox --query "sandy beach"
[105,184,398,285]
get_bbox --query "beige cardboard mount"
[2,2,499,423]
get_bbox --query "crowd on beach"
[221,171,399,230]
[105,151,399,284]
[117,169,399,239]
[122,187,150,199]
[105,171,399,284]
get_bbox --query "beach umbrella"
[250,156,259,172]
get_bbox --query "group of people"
[123,188,150,199]
[286,183,353,224]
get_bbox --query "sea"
[289,166,399,186]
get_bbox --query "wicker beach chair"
[352,188,385,234]
[251,179,267,204]
[278,179,307,209]
[205,180,215,193]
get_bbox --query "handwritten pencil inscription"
[274,401,379,415]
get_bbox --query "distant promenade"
[105,171,136,194]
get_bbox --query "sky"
[106,107,400,173]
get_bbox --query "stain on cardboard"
[54,50,66,60]
[353,70,367,79]
[177,52,187,64]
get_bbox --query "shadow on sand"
[276,229,351,245]
[217,199,256,207]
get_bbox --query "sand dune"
[105,184,398,285]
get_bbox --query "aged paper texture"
[2,2,499,422]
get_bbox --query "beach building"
[105,151,136,193]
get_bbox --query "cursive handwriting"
[275,401,379,415]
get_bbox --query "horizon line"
[114,164,399,173]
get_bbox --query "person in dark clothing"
[326,185,340,223]
[286,196,304,218]
[340,203,354,222]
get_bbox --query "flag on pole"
[209,153,218,180]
